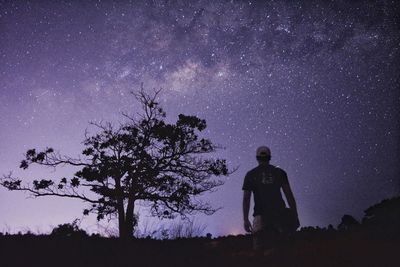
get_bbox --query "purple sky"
[0,0,399,237]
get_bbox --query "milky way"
[0,0,399,236]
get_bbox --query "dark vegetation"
[50,219,89,238]
[0,196,398,267]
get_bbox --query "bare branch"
[0,173,99,204]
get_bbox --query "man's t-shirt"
[242,164,289,217]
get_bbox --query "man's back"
[242,164,288,216]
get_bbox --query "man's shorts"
[253,215,264,232]
[252,214,289,250]
[253,214,285,232]
[254,209,299,233]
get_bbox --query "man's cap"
[256,146,271,158]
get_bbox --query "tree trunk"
[118,204,126,238]
[125,197,135,238]
[115,177,127,239]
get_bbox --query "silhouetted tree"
[1,89,231,238]
[362,196,400,235]
[338,214,360,231]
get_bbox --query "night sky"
[0,0,399,237]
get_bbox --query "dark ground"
[0,229,398,267]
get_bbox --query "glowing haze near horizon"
[0,0,399,237]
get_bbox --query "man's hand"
[244,219,253,233]
[243,191,252,233]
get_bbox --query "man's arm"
[243,190,252,232]
[282,183,298,217]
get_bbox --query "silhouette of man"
[242,146,299,251]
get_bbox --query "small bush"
[50,219,88,238]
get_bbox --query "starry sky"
[0,0,399,237]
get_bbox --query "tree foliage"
[337,214,360,231]
[1,89,232,238]
[362,196,400,231]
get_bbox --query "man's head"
[256,146,271,164]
